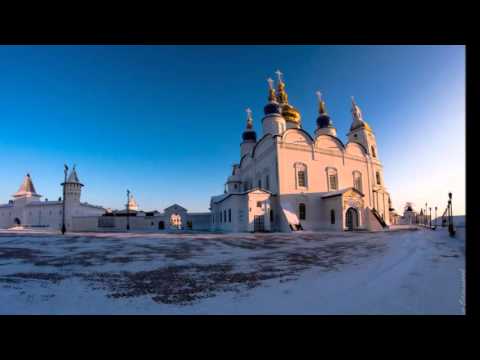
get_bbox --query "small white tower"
[12,174,42,204]
[262,77,286,136]
[314,91,337,137]
[61,165,84,230]
[226,164,242,194]
[347,97,379,159]
[240,108,257,158]
[63,165,83,205]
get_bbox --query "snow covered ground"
[0,226,465,314]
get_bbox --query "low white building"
[71,203,211,232]
[399,203,419,225]
[0,168,105,230]
[210,72,392,232]
[0,170,211,233]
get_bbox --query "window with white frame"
[294,163,308,189]
[353,171,362,192]
[326,167,338,191]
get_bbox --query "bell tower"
[347,97,378,159]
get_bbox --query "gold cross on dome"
[267,77,274,89]
[275,69,283,83]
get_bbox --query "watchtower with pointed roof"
[13,174,42,204]
[62,166,84,206]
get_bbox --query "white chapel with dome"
[210,71,393,232]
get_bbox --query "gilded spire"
[267,78,277,102]
[245,108,253,129]
[351,96,363,122]
[275,69,289,104]
[316,91,327,115]
[350,96,372,132]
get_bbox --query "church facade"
[210,72,392,232]
[0,168,105,230]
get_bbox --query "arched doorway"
[14,218,21,226]
[345,208,359,231]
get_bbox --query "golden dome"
[281,103,301,124]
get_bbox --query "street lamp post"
[448,192,455,237]
[429,207,432,229]
[61,164,68,235]
[425,202,428,226]
[126,189,130,231]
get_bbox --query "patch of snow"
[0,226,465,314]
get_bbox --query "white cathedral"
[210,71,393,233]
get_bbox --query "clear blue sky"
[0,45,465,215]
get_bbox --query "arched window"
[326,167,338,191]
[353,171,362,192]
[330,209,335,224]
[299,203,306,220]
[371,146,377,158]
[294,163,308,189]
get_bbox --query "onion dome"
[275,70,301,125]
[242,108,257,142]
[316,91,334,129]
[264,77,281,115]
